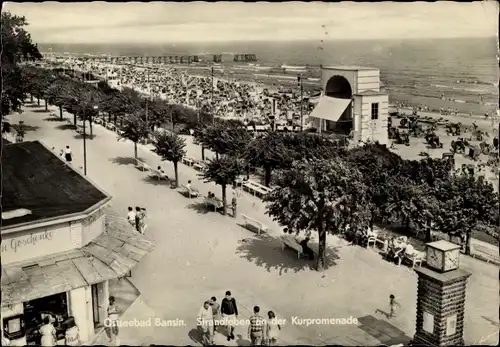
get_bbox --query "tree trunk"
[113,114,117,126]
[108,113,112,123]
[73,113,77,127]
[316,223,327,271]
[45,99,48,111]
[464,230,471,255]
[216,152,219,160]
[30,94,34,102]
[264,166,272,187]
[246,165,250,179]
[89,117,93,136]
[221,184,227,215]
[173,161,179,187]
[134,142,138,159]
[59,106,63,120]
[37,97,40,106]
[201,145,205,161]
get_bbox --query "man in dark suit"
[220,291,238,341]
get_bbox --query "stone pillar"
[413,267,471,346]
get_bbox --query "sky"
[4,1,498,44]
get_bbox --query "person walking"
[388,294,400,319]
[220,291,238,341]
[127,207,136,228]
[39,316,57,347]
[64,316,80,346]
[231,193,237,218]
[106,296,120,345]
[265,311,281,346]
[248,306,265,346]
[135,206,147,234]
[64,145,72,163]
[197,301,214,346]
[209,297,221,332]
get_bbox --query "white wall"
[356,94,389,145]
[82,209,106,246]
[2,222,83,265]
[356,69,381,93]
[68,286,93,343]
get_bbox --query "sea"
[39,37,499,116]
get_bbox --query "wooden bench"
[49,112,58,119]
[242,180,273,198]
[241,214,268,235]
[150,168,169,181]
[106,123,116,131]
[66,118,73,126]
[280,234,303,258]
[179,184,200,198]
[472,244,500,264]
[135,159,152,172]
[204,197,224,212]
[367,234,387,252]
[182,156,194,166]
[94,117,103,125]
[193,161,205,171]
[76,125,85,135]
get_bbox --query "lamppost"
[82,105,98,175]
[297,74,304,131]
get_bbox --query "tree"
[118,115,149,159]
[45,78,69,120]
[153,131,186,187]
[433,175,499,254]
[200,122,252,159]
[199,156,243,215]
[264,158,370,271]
[382,177,440,241]
[345,143,403,226]
[243,132,290,187]
[1,12,42,117]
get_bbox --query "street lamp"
[82,105,98,176]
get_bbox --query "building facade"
[1,141,153,346]
[309,66,389,145]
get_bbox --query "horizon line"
[37,36,497,46]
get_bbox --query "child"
[389,294,400,318]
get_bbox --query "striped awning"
[1,217,154,307]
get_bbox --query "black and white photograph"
[1,1,499,346]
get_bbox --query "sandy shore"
[391,106,499,134]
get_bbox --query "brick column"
[413,267,471,346]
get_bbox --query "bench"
[280,234,303,258]
[49,112,58,119]
[106,123,116,131]
[66,118,73,126]
[182,156,194,166]
[150,168,169,181]
[472,244,500,264]
[367,234,387,252]
[241,214,268,235]
[94,117,103,125]
[242,180,273,198]
[179,184,200,198]
[193,161,205,171]
[135,159,152,172]
[204,197,224,212]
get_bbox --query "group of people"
[30,315,80,347]
[197,291,281,346]
[385,236,416,265]
[63,59,313,127]
[127,206,148,234]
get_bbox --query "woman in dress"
[39,316,57,347]
[64,316,80,346]
[266,311,281,346]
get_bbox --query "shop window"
[371,103,379,120]
[23,292,69,345]
[3,314,25,340]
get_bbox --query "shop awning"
[1,222,154,307]
[308,96,351,122]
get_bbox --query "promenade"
[8,103,499,346]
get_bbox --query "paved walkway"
[8,103,499,346]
